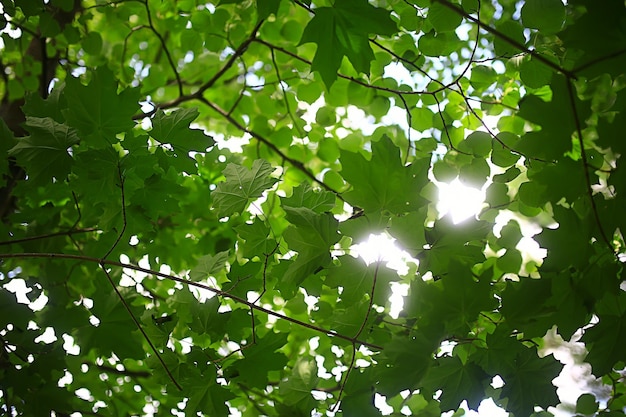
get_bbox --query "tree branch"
[0,252,382,350]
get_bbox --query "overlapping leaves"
[3,0,626,416]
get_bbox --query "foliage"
[1,0,626,416]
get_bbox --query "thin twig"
[197,20,264,96]
[269,47,304,137]
[432,0,577,80]
[0,228,98,246]
[98,265,183,390]
[565,79,614,253]
[102,163,127,260]
[199,97,346,201]
[142,0,183,97]
[0,252,382,350]
[333,262,381,412]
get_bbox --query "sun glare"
[351,233,415,274]
[436,178,486,223]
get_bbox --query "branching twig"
[199,97,346,200]
[141,0,183,97]
[102,163,127,260]
[0,252,382,350]
[332,262,381,412]
[269,47,304,137]
[99,265,183,390]
[433,0,577,79]
[0,228,98,247]
[565,79,614,254]
[197,20,264,97]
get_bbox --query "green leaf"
[341,368,379,417]
[500,278,553,338]
[582,311,626,376]
[463,131,492,157]
[279,357,319,406]
[256,0,281,19]
[190,251,229,281]
[521,0,565,34]
[496,248,522,274]
[282,184,336,213]
[422,356,489,411]
[231,332,288,388]
[325,256,395,306]
[517,76,591,160]
[500,347,561,417]
[185,369,235,417]
[428,2,463,33]
[63,66,140,148]
[520,56,554,88]
[485,182,510,207]
[76,283,145,359]
[518,181,546,207]
[280,207,339,297]
[408,260,497,333]
[419,216,491,277]
[493,20,526,57]
[576,393,599,415]
[82,31,103,55]
[470,65,497,90]
[376,330,441,395]
[9,117,79,184]
[142,311,177,347]
[235,218,273,259]
[419,32,461,57]
[212,159,278,217]
[299,0,396,88]
[149,108,214,173]
[340,135,430,215]
[189,297,230,341]
[498,220,523,248]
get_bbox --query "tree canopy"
[1,0,626,415]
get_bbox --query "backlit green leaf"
[212,159,278,217]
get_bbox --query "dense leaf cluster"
[1,0,626,416]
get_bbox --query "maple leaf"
[282,184,335,213]
[279,357,319,407]
[500,347,561,417]
[407,260,497,334]
[231,332,288,388]
[185,368,234,417]
[189,250,229,282]
[422,356,489,411]
[299,0,397,87]
[280,206,339,297]
[324,256,395,306]
[9,117,79,184]
[582,291,626,376]
[149,108,214,174]
[235,217,273,259]
[63,66,140,148]
[340,135,430,215]
[189,297,231,342]
[212,159,278,217]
